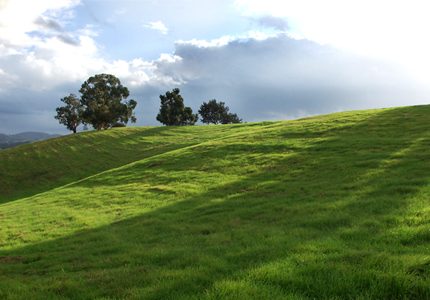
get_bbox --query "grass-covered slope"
[0,125,250,203]
[1,105,430,299]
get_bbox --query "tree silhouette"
[156,88,198,126]
[54,94,83,133]
[199,99,242,124]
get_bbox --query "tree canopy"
[221,112,242,124]
[54,94,83,133]
[198,99,242,124]
[79,74,137,130]
[156,88,198,126]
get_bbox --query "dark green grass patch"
[1,105,430,299]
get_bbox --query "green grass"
[1,105,430,299]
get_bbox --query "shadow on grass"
[2,106,430,299]
[0,124,253,205]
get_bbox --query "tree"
[79,74,137,130]
[156,88,198,126]
[198,99,225,124]
[198,99,242,124]
[54,93,83,133]
[221,112,242,124]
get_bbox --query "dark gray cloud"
[34,16,63,32]
[33,16,80,46]
[250,15,289,31]
[57,33,80,46]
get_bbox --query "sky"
[1,0,430,134]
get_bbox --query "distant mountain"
[0,132,62,150]
[11,132,62,141]
[0,133,22,143]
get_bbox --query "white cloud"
[247,30,272,40]
[143,21,168,34]
[175,31,288,49]
[0,0,79,51]
[0,0,89,85]
[0,0,159,92]
[176,35,236,48]
[235,0,430,83]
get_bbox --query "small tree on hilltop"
[156,88,198,126]
[54,93,83,133]
[221,112,242,124]
[198,99,242,124]
[198,99,225,124]
[80,74,137,130]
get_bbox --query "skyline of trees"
[55,74,137,133]
[56,81,243,133]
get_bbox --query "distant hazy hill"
[0,133,22,143]
[0,132,62,150]
[11,132,62,141]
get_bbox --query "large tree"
[198,99,242,124]
[156,88,198,126]
[54,93,83,133]
[79,74,137,130]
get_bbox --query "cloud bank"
[144,33,429,123]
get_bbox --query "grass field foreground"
[1,105,430,299]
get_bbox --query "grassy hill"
[1,105,430,299]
